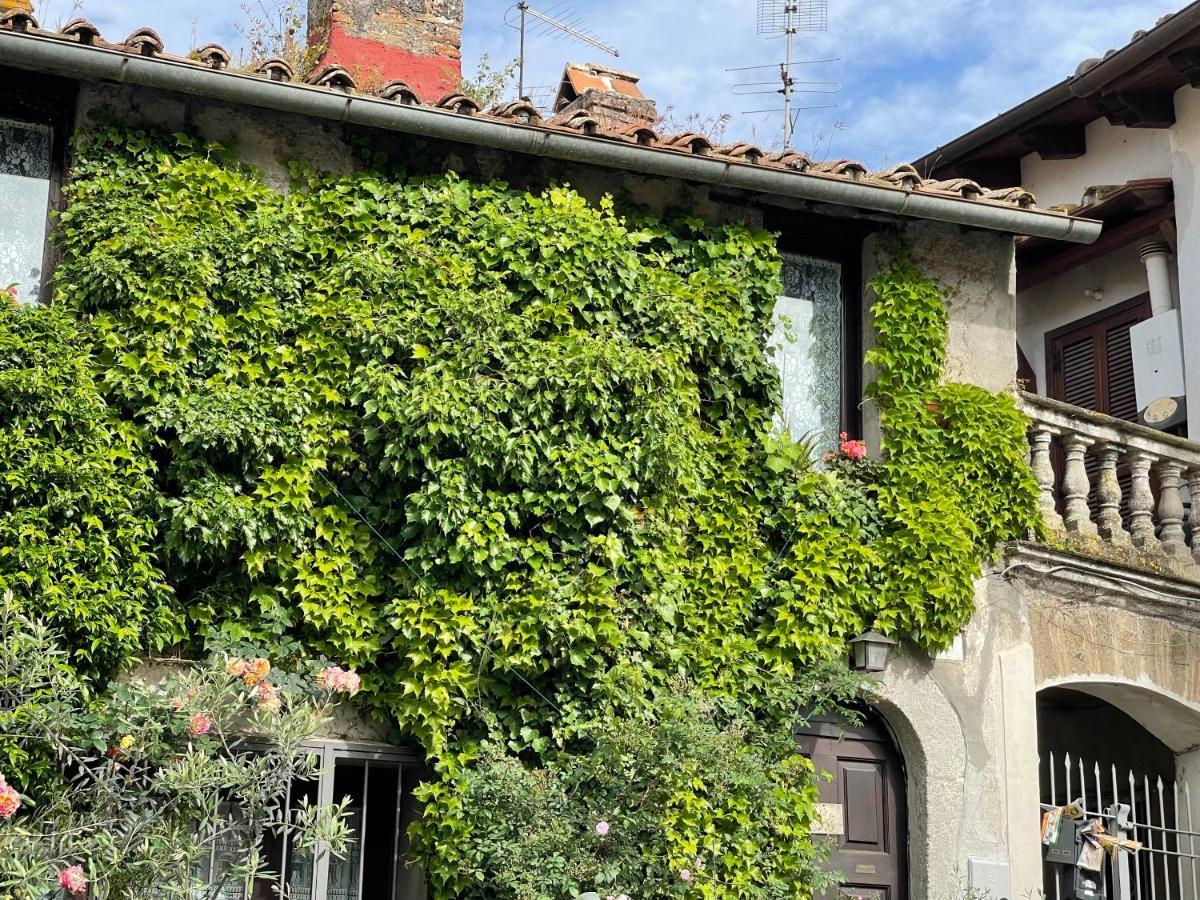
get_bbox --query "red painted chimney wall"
[309,0,463,100]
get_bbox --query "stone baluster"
[1094,444,1129,544]
[1127,451,1158,549]
[1061,433,1097,536]
[1188,467,1200,566]
[1029,428,1064,532]
[1156,460,1189,558]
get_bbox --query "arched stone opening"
[1036,681,1200,899]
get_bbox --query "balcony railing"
[1019,391,1200,577]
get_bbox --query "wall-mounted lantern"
[849,630,896,673]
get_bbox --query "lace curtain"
[767,253,844,453]
[0,117,52,303]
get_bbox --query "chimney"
[552,63,658,130]
[308,0,463,100]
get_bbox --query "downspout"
[0,30,1103,244]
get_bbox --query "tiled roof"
[0,11,1058,217]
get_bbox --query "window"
[768,253,846,452]
[0,116,53,304]
[197,742,427,900]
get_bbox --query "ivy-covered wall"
[0,110,1040,898]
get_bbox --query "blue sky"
[33,0,1179,167]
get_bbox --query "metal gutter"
[915,0,1200,175]
[0,29,1101,244]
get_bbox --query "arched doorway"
[1037,686,1191,899]
[796,709,909,900]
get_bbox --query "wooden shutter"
[1046,294,1151,421]
[1045,295,1153,520]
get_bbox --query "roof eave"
[0,29,1101,244]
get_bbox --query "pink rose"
[58,865,88,895]
[595,820,610,837]
[187,714,213,736]
[0,775,20,818]
[679,868,693,883]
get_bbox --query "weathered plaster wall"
[861,222,1017,450]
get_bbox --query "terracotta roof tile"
[194,44,231,70]
[0,8,36,31]
[489,100,543,124]
[307,64,356,93]
[551,109,601,135]
[873,163,923,189]
[922,177,985,200]
[766,150,813,171]
[661,132,715,155]
[435,93,480,115]
[255,57,294,82]
[611,122,658,146]
[60,17,100,45]
[123,27,164,57]
[377,80,420,104]
[0,16,1070,220]
[717,142,767,164]
[984,186,1037,208]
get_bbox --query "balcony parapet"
[1019,391,1200,581]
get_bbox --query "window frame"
[0,67,77,305]
[769,215,868,441]
[201,738,427,900]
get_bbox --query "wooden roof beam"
[1020,124,1088,160]
[1099,90,1176,128]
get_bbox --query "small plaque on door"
[854,864,877,875]
[812,802,844,835]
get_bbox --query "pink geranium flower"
[187,713,213,736]
[679,868,693,883]
[58,865,88,896]
[595,820,610,837]
[0,775,20,818]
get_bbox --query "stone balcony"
[1020,391,1200,582]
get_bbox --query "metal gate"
[1041,752,1200,900]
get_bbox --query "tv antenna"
[505,2,620,102]
[731,1,835,149]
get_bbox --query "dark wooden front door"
[796,711,908,900]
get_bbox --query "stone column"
[1061,433,1097,535]
[1128,451,1158,549]
[1029,428,1064,532]
[1095,444,1129,544]
[1157,460,1189,557]
[1188,467,1200,566]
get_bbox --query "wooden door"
[796,711,908,900]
